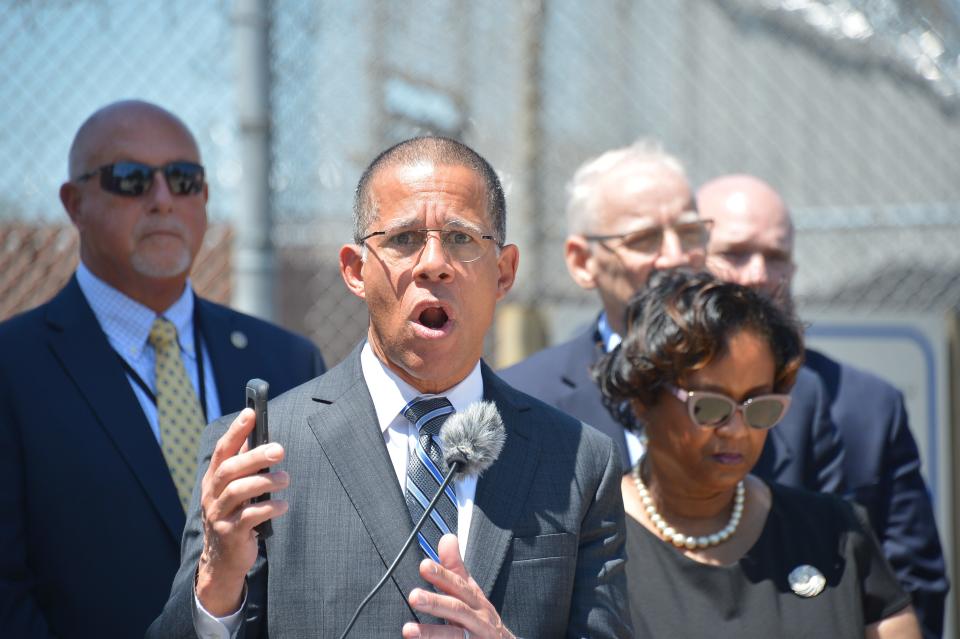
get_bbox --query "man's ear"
[564,235,597,290]
[60,182,82,227]
[339,244,366,300]
[494,244,519,300]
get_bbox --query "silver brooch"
[788,564,826,598]
[230,330,248,349]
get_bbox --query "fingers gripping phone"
[245,378,272,538]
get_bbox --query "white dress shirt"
[194,342,483,637]
[75,261,222,442]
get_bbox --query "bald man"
[700,175,948,639]
[0,100,325,638]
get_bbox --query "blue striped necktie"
[403,396,457,561]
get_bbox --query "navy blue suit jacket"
[804,348,947,639]
[0,276,325,638]
[499,325,846,494]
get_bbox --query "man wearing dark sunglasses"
[699,174,948,639]
[0,100,326,638]
[500,141,845,501]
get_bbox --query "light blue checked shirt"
[76,261,223,444]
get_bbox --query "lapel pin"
[788,564,826,598]
[230,330,248,349]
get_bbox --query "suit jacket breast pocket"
[500,532,579,634]
[510,531,577,563]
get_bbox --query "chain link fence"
[2,1,959,631]
[2,0,960,363]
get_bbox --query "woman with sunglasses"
[594,269,920,638]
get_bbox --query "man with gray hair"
[501,140,713,468]
[502,141,845,497]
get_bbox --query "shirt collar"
[597,312,622,352]
[359,341,484,434]
[76,261,197,360]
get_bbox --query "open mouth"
[418,306,449,329]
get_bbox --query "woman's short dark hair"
[593,269,804,432]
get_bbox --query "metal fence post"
[232,0,275,320]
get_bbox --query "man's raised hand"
[194,408,290,616]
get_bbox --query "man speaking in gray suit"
[149,137,630,638]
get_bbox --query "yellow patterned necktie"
[148,317,205,512]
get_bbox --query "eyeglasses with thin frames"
[667,384,791,430]
[584,218,712,256]
[359,223,497,265]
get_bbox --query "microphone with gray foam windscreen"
[338,401,506,639]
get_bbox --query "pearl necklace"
[632,458,745,550]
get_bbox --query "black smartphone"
[245,378,272,538]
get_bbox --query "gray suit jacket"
[149,343,631,638]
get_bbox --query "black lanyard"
[115,305,209,422]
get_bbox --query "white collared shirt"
[193,342,483,638]
[359,341,480,558]
[75,261,222,442]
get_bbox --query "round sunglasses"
[666,384,791,430]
